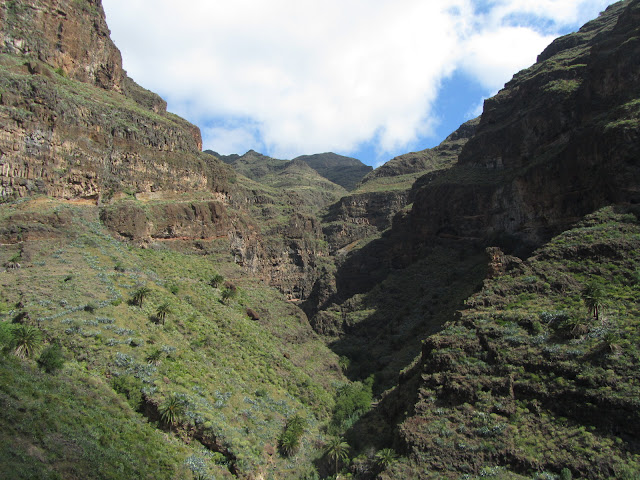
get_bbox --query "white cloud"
[481,0,615,28]
[460,26,556,91]
[102,0,617,160]
[201,124,262,157]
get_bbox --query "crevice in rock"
[139,396,239,477]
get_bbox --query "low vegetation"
[0,199,344,479]
[382,206,640,479]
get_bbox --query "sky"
[101,0,618,167]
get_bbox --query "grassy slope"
[227,153,347,211]
[383,206,640,479]
[0,354,197,480]
[0,198,343,479]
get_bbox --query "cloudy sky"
[102,0,617,166]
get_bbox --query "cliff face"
[319,119,479,257]
[1,0,125,91]
[406,0,640,253]
[0,0,222,202]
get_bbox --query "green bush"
[111,375,144,410]
[331,377,373,431]
[0,321,13,347]
[167,282,179,295]
[221,287,237,304]
[37,342,65,373]
[209,274,224,288]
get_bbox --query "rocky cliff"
[0,0,337,303]
[404,0,639,254]
[319,118,480,256]
[0,0,227,202]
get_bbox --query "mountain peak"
[293,152,372,190]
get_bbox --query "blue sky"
[102,0,618,167]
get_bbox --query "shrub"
[221,287,237,304]
[209,274,224,288]
[560,468,572,480]
[338,356,350,372]
[37,342,65,373]
[167,282,179,295]
[146,347,163,366]
[331,377,373,431]
[111,375,144,410]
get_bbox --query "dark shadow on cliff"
[304,225,489,397]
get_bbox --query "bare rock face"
[229,212,329,301]
[0,0,222,202]
[322,191,408,253]
[0,0,125,91]
[99,199,233,242]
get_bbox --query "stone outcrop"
[322,190,408,253]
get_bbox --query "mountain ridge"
[206,149,372,192]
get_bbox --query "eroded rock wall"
[405,0,640,253]
[0,0,221,202]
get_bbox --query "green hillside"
[0,198,343,479]
[382,206,640,479]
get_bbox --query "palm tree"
[325,437,350,477]
[278,414,307,457]
[287,414,307,435]
[375,448,398,469]
[155,302,171,325]
[582,281,604,321]
[159,395,183,432]
[278,429,300,457]
[131,286,151,307]
[11,324,41,359]
[146,348,163,366]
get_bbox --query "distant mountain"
[292,153,372,191]
[204,150,369,191]
[205,149,288,182]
